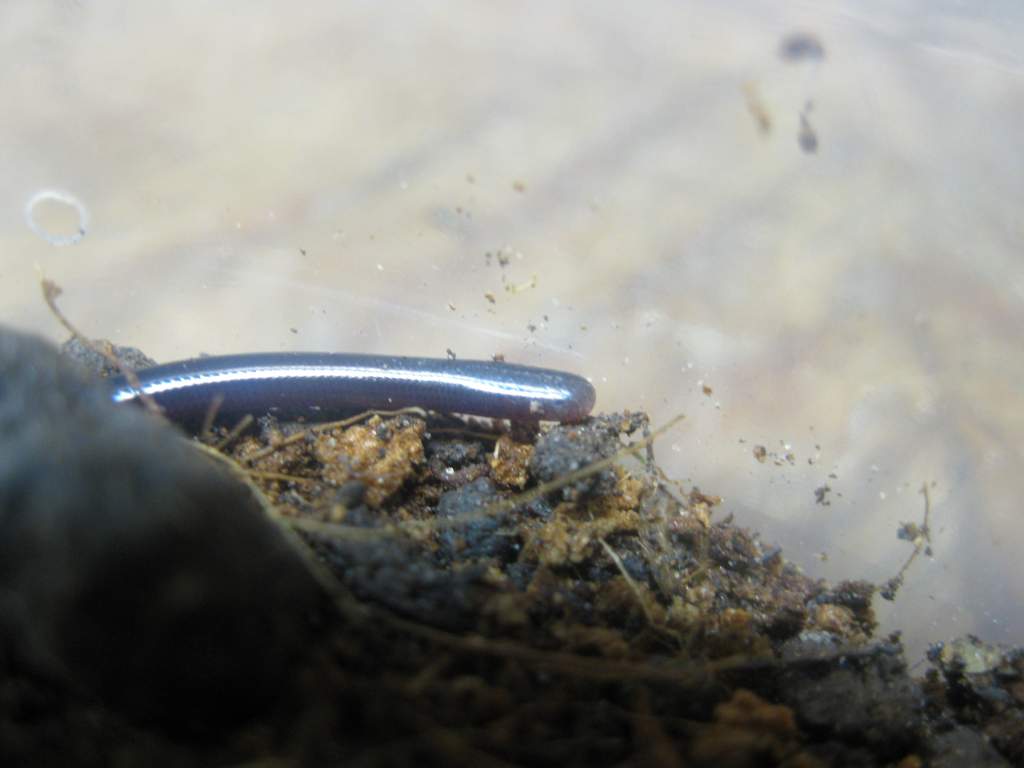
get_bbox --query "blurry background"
[3,0,1022,662]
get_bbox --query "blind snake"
[109,352,596,429]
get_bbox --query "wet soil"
[0,328,1020,766]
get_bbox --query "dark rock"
[529,413,647,501]
[425,436,482,470]
[930,725,1013,767]
[778,642,926,761]
[0,328,324,735]
[436,477,520,563]
[60,336,158,377]
[308,535,495,632]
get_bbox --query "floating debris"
[779,31,826,63]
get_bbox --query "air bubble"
[25,189,89,246]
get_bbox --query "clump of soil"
[1,330,1021,766]
[223,410,1014,766]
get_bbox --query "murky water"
[4,0,1022,661]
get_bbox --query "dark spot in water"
[779,32,826,62]
[798,114,818,153]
